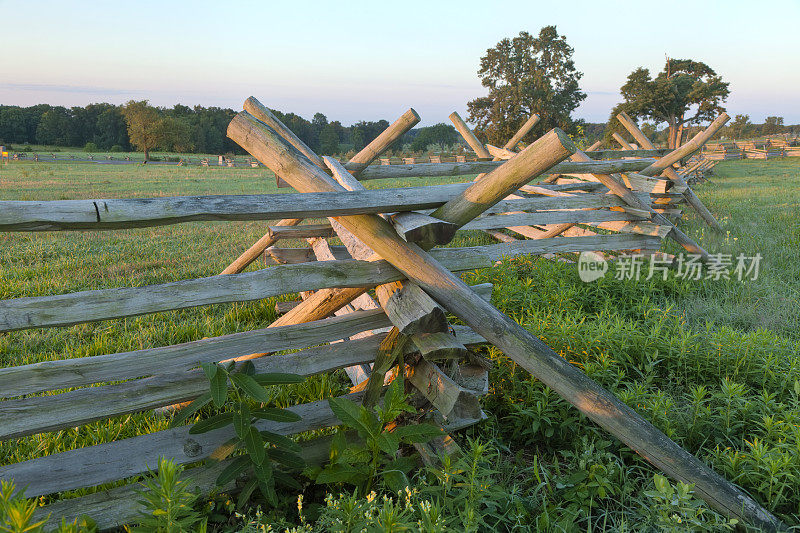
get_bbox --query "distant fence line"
[702,138,800,160]
[1,147,669,169]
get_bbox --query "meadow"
[0,157,798,531]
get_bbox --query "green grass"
[0,158,799,530]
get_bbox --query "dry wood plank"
[0,234,658,334]
[322,156,447,331]
[567,149,713,262]
[462,210,644,231]
[430,130,578,226]
[385,283,447,335]
[487,192,630,212]
[3,324,488,501]
[390,211,458,247]
[1,393,354,498]
[612,132,635,150]
[267,223,334,240]
[588,220,671,238]
[0,165,660,233]
[221,218,302,274]
[637,113,730,176]
[449,112,492,159]
[503,114,540,150]
[486,144,516,160]
[411,332,467,361]
[408,358,482,419]
[0,185,464,232]
[221,106,419,274]
[617,112,723,231]
[586,140,602,151]
[0,260,405,333]
[0,310,389,398]
[0,335,382,441]
[307,237,380,385]
[344,109,420,175]
[33,404,483,531]
[355,158,656,181]
[243,97,327,170]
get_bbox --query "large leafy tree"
[467,26,586,146]
[410,123,459,152]
[617,58,729,148]
[763,116,784,135]
[122,100,192,160]
[729,114,751,140]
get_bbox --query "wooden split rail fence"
[0,98,785,532]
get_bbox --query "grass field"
[0,158,799,530]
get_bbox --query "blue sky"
[1,0,798,126]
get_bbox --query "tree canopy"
[409,123,459,152]
[467,26,586,146]
[121,101,193,160]
[615,58,730,148]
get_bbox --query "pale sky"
[1,0,798,126]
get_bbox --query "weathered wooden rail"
[0,99,783,532]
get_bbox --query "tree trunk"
[667,117,679,150]
[143,147,149,162]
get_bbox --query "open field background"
[0,158,799,529]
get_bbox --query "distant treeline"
[2,103,796,154]
[0,103,462,155]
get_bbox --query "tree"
[467,26,586,146]
[35,107,71,146]
[763,116,784,135]
[730,114,751,140]
[351,127,366,151]
[0,107,29,144]
[121,101,191,159]
[319,123,339,155]
[121,101,161,160]
[410,123,459,152]
[616,58,730,148]
[94,107,129,149]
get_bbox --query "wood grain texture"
[355,157,655,182]
[0,234,658,334]
[616,111,722,231]
[431,129,577,227]
[503,114,540,150]
[268,223,334,239]
[390,211,458,247]
[385,283,447,335]
[344,109,420,175]
[462,210,643,231]
[0,334,384,440]
[0,185,467,232]
[220,218,301,274]
[449,112,491,159]
[0,309,389,398]
[243,97,327,169]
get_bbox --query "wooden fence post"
[617,112,725,231]
[227,111,783,531]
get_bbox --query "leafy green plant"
[0,480,47,533]
[171,360,306,508]
[132,457,205,533]
[313,376,444,495]
[0,481,96,533]
[420,438,533,532]
[645,474,737,531]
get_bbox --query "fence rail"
[0,99,782,532]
